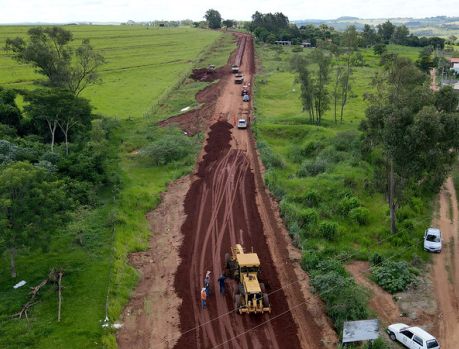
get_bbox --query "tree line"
[246,11,445,49]
[1,27,114,278]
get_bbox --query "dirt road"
[432,177,459,347]
[118,33,335,349]
[173,34,332,349]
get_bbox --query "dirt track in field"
[432,177,459,348]
[118,33,336,349]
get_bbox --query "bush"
[309,260,369,332]
[140,133,195,166]
[298,158,327,177]
[333,130,359,152]
[371,260,418,293]
[318,221,338,241]
[280,200,318,228]
[258,141,285,169]
[349,207,370,225]
[264,170,285,199]
[289,141,323,163]
[304,190,320,207]
[338,196,360,216]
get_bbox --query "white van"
[387,323,440,349]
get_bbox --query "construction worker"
[204,271,211,296]
[218,274,226,294]
[201,288,207,309]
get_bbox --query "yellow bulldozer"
[225,244,271,314]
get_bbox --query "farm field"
[0,25,235,348]
[0,25,223,118]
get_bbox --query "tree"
[362,56,459,233]
[362,24,378,47]
[416,46,434,73]
[294,50,331,125]
[0,162,69,277]
[24,89,92,153]
[0,87,22,131]
[377,21,395,43]
[391,25,409,45]
[435,86,459,113]
[204,9,222,29]
[337,26,358,122]
[5,27,104,96]
[222,19,235,28]
[373,44,387,56]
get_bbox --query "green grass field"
[0,26,235,348]
[0,25,223,118]
[254,43,432,262]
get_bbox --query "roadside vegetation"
[254,38,459,336]
[0,25,234,348]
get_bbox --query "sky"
[0,0,458,24]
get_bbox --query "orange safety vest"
[201,289,207,300]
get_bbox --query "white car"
[423,228,442,253]
[237,119,247,129]
[387,323,440,349]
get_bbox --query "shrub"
[289,141,323,163]
[370,260,418,293]
[264,170,285,199]
[304,190,320,207]
[280,200,318,228]
[298,158,327,177]
[349,207,370,225]
[318,221,338,241]
[258,141,285,169]
[309,262,369,332]
[140,133,194,166]
[337,195,360,216]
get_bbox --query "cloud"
[0,0,457,23]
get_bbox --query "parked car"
[242,94,250,102]
[237,119,247,129]
[423,228,442,253]
[387,323,440,349]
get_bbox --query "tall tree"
[24,89,92,153]
[337,25,358,122]
[204,9,222,29]
[5,27,104,96]
[377,21,395,43]
[294,51,331,125]
[0,162,69,277]
[362,24,378,47]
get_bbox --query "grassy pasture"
[0,25,222,118]
[254,43,432,262]
[0,26,235,348]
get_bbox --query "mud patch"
[190,67,226,82]
[174,121,302,349]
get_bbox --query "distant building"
[274,40,292,46]
[301,41,312,48]
[449,57,459,74]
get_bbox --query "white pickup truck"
[387,323,440,349]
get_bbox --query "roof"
[342,319,379,343]
[236,253,260,267]
[449,57,459,63]
[406,326,436,341]
[427,228,441,235]
[241,273,262,293]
